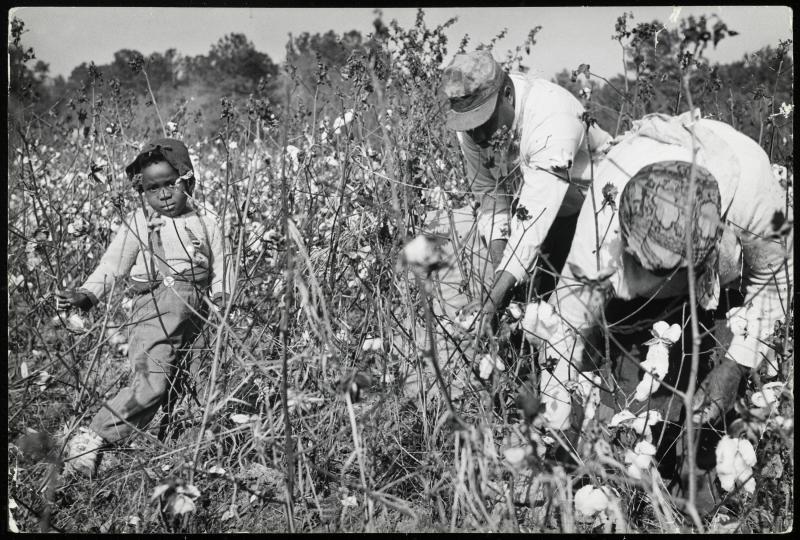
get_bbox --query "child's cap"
[125,138,194,181]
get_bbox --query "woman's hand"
[691,357,751,424]
[54,289,96,311]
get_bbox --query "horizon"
[11,6,793,83]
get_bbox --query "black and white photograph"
[7,5,794,533]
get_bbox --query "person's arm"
[693,197,792,423]
[74,211,141,305]
[725,223,793,371]
[483,112,587,317]
[536,141,631,428]
[456,132,512,270]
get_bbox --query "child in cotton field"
[55,138,232,476]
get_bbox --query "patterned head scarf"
[619,160,722,308]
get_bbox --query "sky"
[11,6,794,81]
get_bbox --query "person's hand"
[456,300,497,338]
[692,357,751,424]
[55,289,96,311]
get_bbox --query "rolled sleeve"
[496,112,586,282]
[725,230,792,371]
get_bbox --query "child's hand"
[55,289,96,311]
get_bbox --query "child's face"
[140,161,190,217]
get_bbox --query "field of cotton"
[7,10,793,533]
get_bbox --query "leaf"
[19,361,29,379]
[221,508,236,521]
[761,453,784,479]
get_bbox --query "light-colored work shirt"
[80,203,232,301]
[547,112,792,385]
[457,72,612,280]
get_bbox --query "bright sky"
[11,6,793,81]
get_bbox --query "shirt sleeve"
[79,211,141,301]
[457,131,512,244]
[496,112,587,281]
[725,202,793,371]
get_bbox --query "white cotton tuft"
[750,382,784,409]
[400,235,446,274]
[503,446,528,466]
[540,377,571,430]
[477,353,504,380]
[521,301,561,346]
[574,484,611,517]
[715,435,757,494]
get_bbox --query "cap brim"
[445,93,498,131]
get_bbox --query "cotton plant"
[520,300,561,347]
[715,435,757,494]
[477,352,505,380]
[609,409,663,443]
[574,484,612,518]
[750,381,785,410]
[633,321,681,401]
[361,336,383,352]
[399,234,450,275]
[624,440,658,480]
[748,381,792,435]
[574,484,623,530]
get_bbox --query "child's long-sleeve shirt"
[79,203,232,301]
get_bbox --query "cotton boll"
[652,320,671,337]
[631,410,662,441]
[66,313,86,332]
[715,436,757,493]
[456,310,479,332]
[663,323,682,343]
[574,485,610,518]
[750,382,785,409]
[540,376,571,430]
[507,302,523,320]
[361,337,383,352]
[634,372,660,402]
[521,301,561,346]
[477,353,504,380]
[609,409,637,427]
[727,313,748,336]
[612,409,662,442]
[625,441,656,479]
[400,235,448,274]
[503,446,528,466]
[107,327,127,346]
[634,321,677,402]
